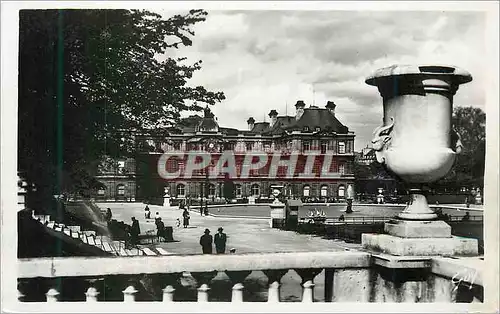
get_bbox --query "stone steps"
[31,213,158,257]
[142,247,158,256]
[156,248,172,255]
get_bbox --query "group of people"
[199,227,228,254]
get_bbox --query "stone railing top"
[431,256,484,286]
[18,251,371,279]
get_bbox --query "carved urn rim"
[365,64,472,86]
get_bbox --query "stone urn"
[362,65,478,256]
[367,65,470,220]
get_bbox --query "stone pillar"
[332,268,370,302]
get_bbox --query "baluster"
[192,271,217,303]
[85,287,99,302]
[17,280,28,302]
[263,270,288,303]
[197,284,210,302]
[157,273,181,302]
[17,289,26,302]
[225,271,251,303]
[46,288,60,302]
[162,285,175,302]
[122,285,138,302]
[295,269,322,303]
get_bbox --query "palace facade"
[94,100,356,203]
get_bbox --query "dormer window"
[338,142,346,154]
[315,127,321,132]
[303,126,310,132]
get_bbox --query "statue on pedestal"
[163,187,172,208]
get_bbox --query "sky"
[159,9,486,151]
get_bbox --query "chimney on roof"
[268,110,278,127]
[247,117,255,131]
[295,100,306,120]
[326,101,336,115]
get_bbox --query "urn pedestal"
[361,65,478,257]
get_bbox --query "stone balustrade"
[16,251,483,303]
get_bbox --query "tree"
[18,9,225,205]
[222,180,235,200]
[433,106,485,191]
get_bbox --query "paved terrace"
[97,203,361,255]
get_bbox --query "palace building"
[94,100,356,203]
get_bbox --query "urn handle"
[451,127,463,154]
[371,117,395,163]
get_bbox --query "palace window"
[98,187,106,195]
[302,141,311,151]
[339,163,345,174]
[235,184,242,197]
[246,142,253,151]
[338,142,346,154]
[320,141,328,154]
[208,184,216,197]
[117,184,125,196]
[251,184,260,196]
[263,141,272,151]
[177,184,185,197]
[303,185,310,197]
[320,185,328,197]
[338,185,345,198]
[173,141,181,150]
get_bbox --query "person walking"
[156,217,166,242]
[154,211,161,224]
[130,217,140,245]
[214,227,227,254]
[199,229,213,254]
[144,205,151,219]
[182,208,190,228]
[105,208,113,222]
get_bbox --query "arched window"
[177,184,185,197]
[235,184,242,197]
[320,185,328,197]
[338,185,345,198]
[117,184,125,196]
[251,184,260,196]
[208,184,216,197]
[98,186,106,196]
[303,185,310,197]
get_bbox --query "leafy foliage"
[434,106,486,190]
[18,9,225,202]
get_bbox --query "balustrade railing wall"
[16,251,483,304]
